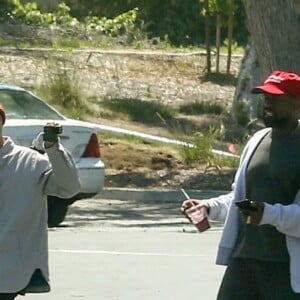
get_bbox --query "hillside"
[0,48,243,190]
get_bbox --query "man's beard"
[262,111,290,128]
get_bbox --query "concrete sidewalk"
[99,187,228,202]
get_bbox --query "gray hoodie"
[0,137,81,293]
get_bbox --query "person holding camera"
[0,104,81,300]
[181,70,300,299]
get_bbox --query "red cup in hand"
[184,204,211,232]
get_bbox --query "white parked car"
[0,84,105,226]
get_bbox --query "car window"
[0,90,64,120]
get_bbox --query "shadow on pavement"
[61,199,224,230]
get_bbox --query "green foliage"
[179,101,226,115]
[62,0,206,45]
[0,0,14,21]
[11,0,42,25]
[0,38,8,46]
[5,0,247,47]
[37,57,93,119]
[51,38,81,49]
[46,71,81,108]
[85,8,139,37]
[235,101,250,126]
[180,131,215,165]
[9,1,143,45]
[10,0,79,27]
[222,38,239,51]
[180,129,239,167]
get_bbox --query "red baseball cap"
[0,104,6,125]
[252,70,300,98]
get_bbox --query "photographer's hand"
[43,122,60,146]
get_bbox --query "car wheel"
[47,196,69,227]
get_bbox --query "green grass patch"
[37,56,98,119]
[179,100,226,115]
[212,155,239,168]
[100,98,177,124]
[100,131,151,144]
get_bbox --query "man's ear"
[294,100,300,120]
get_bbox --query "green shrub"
[10,1,143,46]
[180,128,239,168]
[84,8,139,38]
[180,130,216,165]
[235,101,249,126]
[212,154,239,168]
[37,57,93,119]
[11,1,79,27]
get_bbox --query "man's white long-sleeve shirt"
[207,128,300,292]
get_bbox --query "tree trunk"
[215,11,221,73]
[231,43,262,122]
[204,0,211,73]
[226,11,233,74]
[232,0,300,124]
[242,0,300,77]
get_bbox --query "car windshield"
[0,89,64,120]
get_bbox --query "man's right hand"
[181,199,210,214]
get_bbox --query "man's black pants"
[217,257,300,300]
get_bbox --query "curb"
[99,187,228,202]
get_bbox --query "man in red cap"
[0,104,81,299]
[182,70,300,299]
[252,70,300,98]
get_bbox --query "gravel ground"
[0,48,241,105]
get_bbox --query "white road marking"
[49,249,206,257]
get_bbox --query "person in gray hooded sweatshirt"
[0,104,81,300]
[182,70,300,299]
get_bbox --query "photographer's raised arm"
[43,141,81,198]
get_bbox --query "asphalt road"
[24,197,225,300]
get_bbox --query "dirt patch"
[101,130,237,191]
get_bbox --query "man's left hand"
[238,201,265,225]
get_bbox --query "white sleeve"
[208,191,233,222]
[260,190,300,238]
[43,142,81,198]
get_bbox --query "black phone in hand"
[235,200,258,212]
